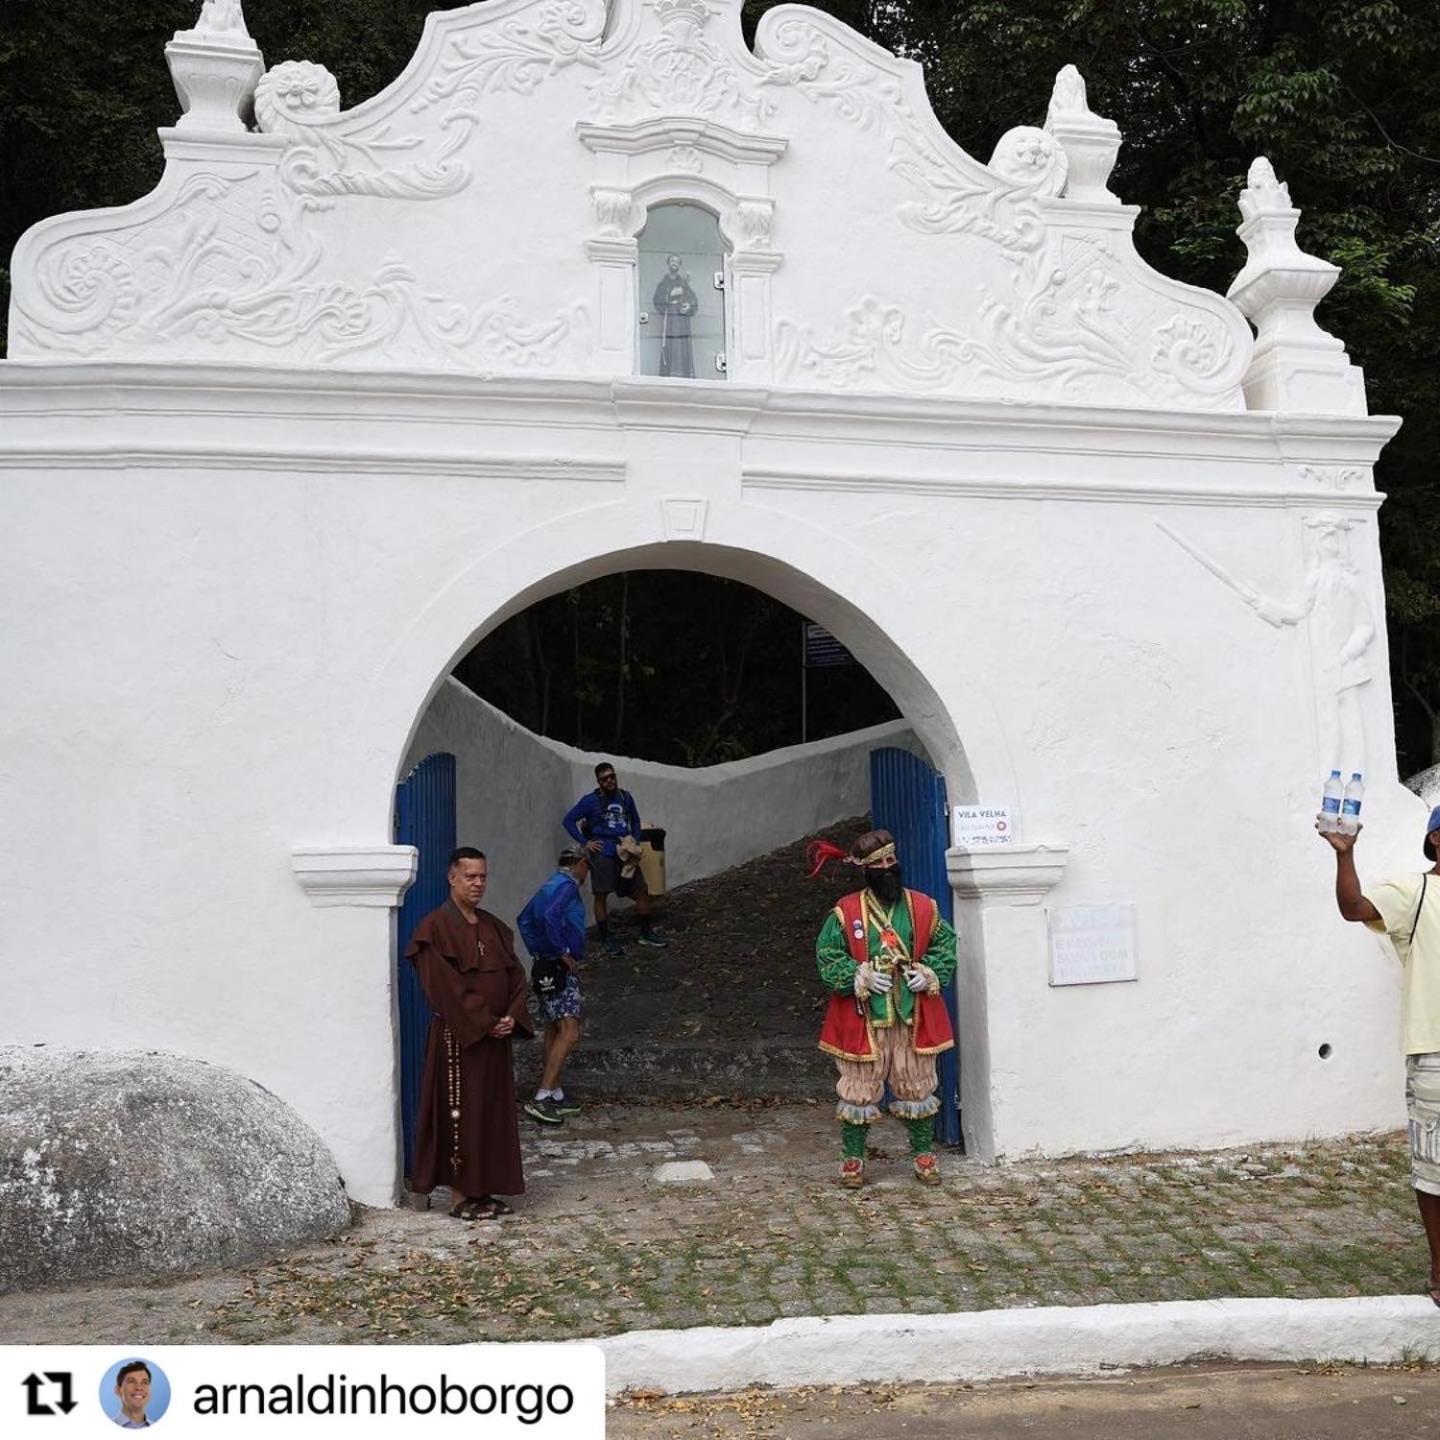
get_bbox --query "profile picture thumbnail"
[99,1358,171,1428]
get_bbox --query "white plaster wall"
[401,676,922,943]
[0,367,1419,1208]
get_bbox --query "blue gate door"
[394,752,457,1178]
[869,746,960,1147]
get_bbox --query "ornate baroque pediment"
[5,0,1277,412]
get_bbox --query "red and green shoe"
[839,1157,865,1189]
[913,1153,942,1186]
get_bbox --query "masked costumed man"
[810,829,957,1187]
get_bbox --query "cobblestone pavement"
[0,1102,1426,1346]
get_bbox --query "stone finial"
[1226,156,1367,414]
[1239,156,1290,219]
[187,0,250,37]
[167,0,265,135]
[1043,65,1121,205]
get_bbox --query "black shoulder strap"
[1411,873,1430,947]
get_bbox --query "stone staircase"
[522,820,866,1100]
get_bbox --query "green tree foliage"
[4,1,1437,766]
[455,574,897,766]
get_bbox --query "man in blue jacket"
[562,761,669,954]
[517,849,591,1125]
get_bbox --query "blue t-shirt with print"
[562,788,641,858]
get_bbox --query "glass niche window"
[637,203,727,380]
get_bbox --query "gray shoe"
[637,929,670,949]
[550,1094,582,1116]
[523,1097,563,1126]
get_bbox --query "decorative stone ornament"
[254,61,342,137]
[1227,157,1367,414]
[166,0,265,135]
[1044,65,1122,205]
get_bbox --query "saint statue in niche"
[653,255,698,378]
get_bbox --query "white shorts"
[1405,1052,1440,1196]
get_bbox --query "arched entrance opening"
[386,541,979,1191]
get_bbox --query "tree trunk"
[613,572,629,752]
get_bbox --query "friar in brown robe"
[406,847,533,1218]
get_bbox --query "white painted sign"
[1048,904,1139,987]
[951,805,1014,849]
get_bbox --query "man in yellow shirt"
[1322,804,1440,1303]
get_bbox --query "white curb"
[596,1296,1440,1395]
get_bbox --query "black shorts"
[589,851,649,899]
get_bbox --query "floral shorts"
[535,972,583,1025]
[1406,1052,1440,1196]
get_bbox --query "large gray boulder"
[0,1047,351,1293]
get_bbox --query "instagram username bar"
[193,1372,574,1420]
[3,1344,606,1437]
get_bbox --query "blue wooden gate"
[869,746,960,1147]
[394,751,457,1178]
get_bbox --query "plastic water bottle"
[1339,772,1365,834]
[1318,770,1343,832]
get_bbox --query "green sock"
[905,1116,935,1156]
[841,1121,869,1160]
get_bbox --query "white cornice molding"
[743,467,1384,511]
[0,445,626,482]
[948,845,1070,905]
[0,363,1402,468]
[292,846,417,908]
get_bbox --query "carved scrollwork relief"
[13,159,589,372]
[588,0,775,126]
[413,0,605,110]
[17,2,607,364]
[775,296,981,391]
[756,15,1052,254]
[1300,466,1365,491]
[252,3,605,202]
[775,226,1246,407]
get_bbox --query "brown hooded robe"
[406,900,533,1198]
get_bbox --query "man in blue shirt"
[562,761,669,954]
[517,849,591,1124]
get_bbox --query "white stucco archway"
[364,525,991,828]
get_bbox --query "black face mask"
[866,865,904,908]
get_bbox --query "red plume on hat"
[805,839,848,877]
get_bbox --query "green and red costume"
[816,887,957,1172]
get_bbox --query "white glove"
[855,962,893,996]
[905,966,931,993]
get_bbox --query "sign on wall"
[802,622,855,668]
[1048,904,1139,987]
[951,805,1013,849]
